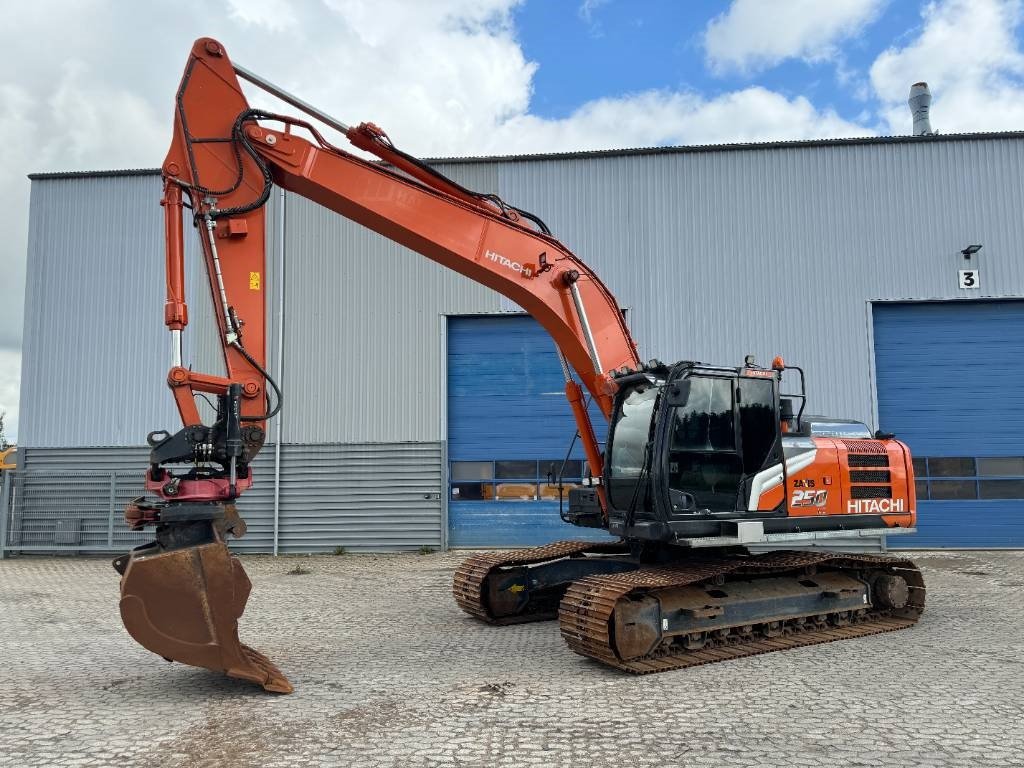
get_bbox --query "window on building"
[915,457,1024,500]
[450,459,586,502]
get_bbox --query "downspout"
[272,187,286,555]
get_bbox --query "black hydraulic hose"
[230,341,283,421]
[557,428,582,523]
[379,140,553,234]
[206,109,277,220]
[624,442,651,530]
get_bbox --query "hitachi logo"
[847,498,905,514]
[485,249,533,277]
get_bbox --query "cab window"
[738,378,777,473]
[671,377,734,452]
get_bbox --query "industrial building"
[7,129,1024,554]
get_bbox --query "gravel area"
[1,549,1022,767]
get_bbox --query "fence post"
[0,471,11,560]
[107,473,117,548]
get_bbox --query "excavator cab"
[571,360,831,540]
[663,370,781,514]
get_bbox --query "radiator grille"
[850,470,891,483]
[847,454,889,467]
[841,439,887,454]
[850,485,893,499]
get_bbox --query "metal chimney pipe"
[909,82,933,136]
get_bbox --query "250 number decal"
[791,489,828,508]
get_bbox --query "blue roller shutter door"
[447,315,616,547]
[873,301,1024,547]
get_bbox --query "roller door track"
[446,315,615,547]
[873,300,1024,548]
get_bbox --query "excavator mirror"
[664,380,691,407]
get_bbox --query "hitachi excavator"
[114,38,925,694]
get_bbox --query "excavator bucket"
[113,528,292,694]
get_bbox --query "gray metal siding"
[274,442,442,551]
[277,161,504,443]
[8,444,441,553]
[20,175,275,445]
[21,136,1024,448]
[21,176,180,448]
[494,137,1024,427]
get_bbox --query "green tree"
[0,410,9,451]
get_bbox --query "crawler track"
[558,550,925,673]
[452,540,630,624]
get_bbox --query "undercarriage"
[454,540,925,672]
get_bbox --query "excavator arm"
[116,37,641,693]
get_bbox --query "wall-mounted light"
[961,244,983,260]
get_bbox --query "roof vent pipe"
[909,82,933,136]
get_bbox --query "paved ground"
[1,549,1023,767]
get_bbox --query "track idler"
[113,501,292,694]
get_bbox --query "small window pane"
[450,482,492,500]
[539,482,579,500]
[541,460,583,481]
[915,479,928,500]
[912,458,927,477]
[738,378,777,473]
[980,480,1024,499]
[495,460,537,479]
[977,458,1024,477]
[671,377,735,452]
[929,479,978,500]
[451,461,492,481]
[927,458,976,478]
[493,482,537,500]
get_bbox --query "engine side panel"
[751,436,916,530]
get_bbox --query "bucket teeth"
[237,645,294,694]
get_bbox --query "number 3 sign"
[958,270,980,289]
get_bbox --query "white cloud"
[225,0,300,31]
[0,350,20,444]
[871,0,1024,134]
[485,87,869,154]
[579,0,611,35]
[0,0,875,445]
[579,0,610,23]
[705,0,887,74]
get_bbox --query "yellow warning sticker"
[249,271,261,290]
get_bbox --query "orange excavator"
[114,38,925,693]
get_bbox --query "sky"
[3,0,1024,443]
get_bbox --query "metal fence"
[0,470,150,556]
[0,443,447,556]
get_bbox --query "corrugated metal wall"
[24,136,1024,448]
[493,137,1024,429]
[22,175,184,447]
[10,444,442,553]
[18,137,1024,550]
[278,162,502,443]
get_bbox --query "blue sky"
[3,0,1024,441]
[513,0,1016,134]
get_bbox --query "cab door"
[736,375,784,511]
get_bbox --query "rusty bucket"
[114,527,292,694]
